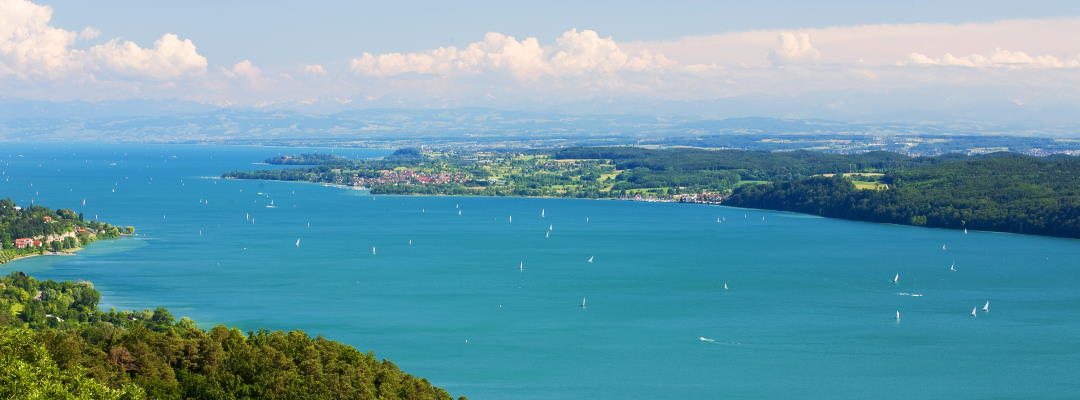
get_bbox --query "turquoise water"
[3,144,1079,399]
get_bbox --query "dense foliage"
[1,199,133,263]
[0,272,462,400]
[554,146,949,181]
[725,153,1080,238]
[264,153,346,165]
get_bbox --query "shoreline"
[224,176,1080,241]
[2,248,82,265]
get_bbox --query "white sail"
[982,301,989,312]
[509,215,512,223]
[964,228,968,234]
[519,261,524,271]
[458,210,462,216]
[295,238,300,247]
[541,209,545,218]
[950,263,956,271]
[971,307,977,317]
[587,256,594,263]
[545,231,550,239]
[581,297,587,308]
[723,282,729,290]
[896,310,901,320]
[371,247,376,255]
[408,239,413,245]
[892,273,899,284]
[549,224,553,231]
[942,244,947,250]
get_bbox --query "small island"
[225,147,1080,239]
[1,198,134,264]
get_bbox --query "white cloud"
[303,64,326,76]
[350,29,673,80]
[767,32,821,65]
[906,48,1080,69]
[78,27,100,41]
[225,59,262,87]
[0,0,206,80]
[88,34,207,79]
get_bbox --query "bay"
[2,144,1079,399]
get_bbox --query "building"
[14,238,34,249]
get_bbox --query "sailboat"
[896,310,901,321]
[971,307,977,318]
[587,256,594,263]
[892,273,899,284]
[295,238,301,247]
[580,297,587,308]
[964,228,969,234]
[548,224,553,231]
[457,210,462,216]
[545,231,550,239]
[541,209,545,218]
[265,200,276,208]
[519,261,524,271]
[371,247,376,255]
[723,282,729,290]
[942,244,947,251]
[982,301,990,312]
[949,262,957,271]
[717,217,721,223]
[81,198,86,207]
[408,239,413,245]
[509,215,512,223]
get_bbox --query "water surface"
[2,144,1078,399]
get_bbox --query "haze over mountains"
[1,95,1078,145]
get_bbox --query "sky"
[4,0,1080,122]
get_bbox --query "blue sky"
[4,0,1080,123]
[39,0,1080,66]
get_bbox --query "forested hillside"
[725,153,1080,238]
[0,272,462,400]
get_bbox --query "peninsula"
[224,147,1080,239]
[1,198,133,264]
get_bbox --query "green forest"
[0,272,462,400]
[725,153,1080,238]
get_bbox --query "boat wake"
[896,292,924,297]
[699,337,742,345]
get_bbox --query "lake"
[3,144,1079,399]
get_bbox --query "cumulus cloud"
[0,0,206,80]
[350,28,674,80]
[767,32,821,65]
[303,64,327,76]
[906,48,1080,69]
[224,59,262,87]
[78,27,100,41]
[88,34,207,79]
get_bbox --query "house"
[14,238,34,249]
[43,216,53,222]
